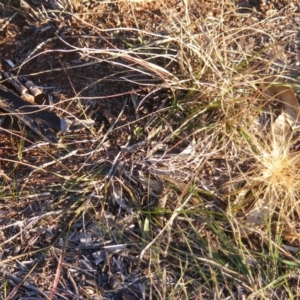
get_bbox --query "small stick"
[2,71,35,102]
[24,79,43,99]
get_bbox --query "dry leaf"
[263,76,300,130]
[271,113,292,145]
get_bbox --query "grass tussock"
[1,0,300,299]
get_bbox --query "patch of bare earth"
[1,0,300,299]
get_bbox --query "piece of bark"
[2,71,27,94]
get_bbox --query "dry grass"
[1,0,300,299]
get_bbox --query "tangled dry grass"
[1,0,300,299]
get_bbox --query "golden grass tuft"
[250,127,300,219]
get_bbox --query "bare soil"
[0,0,300,299]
